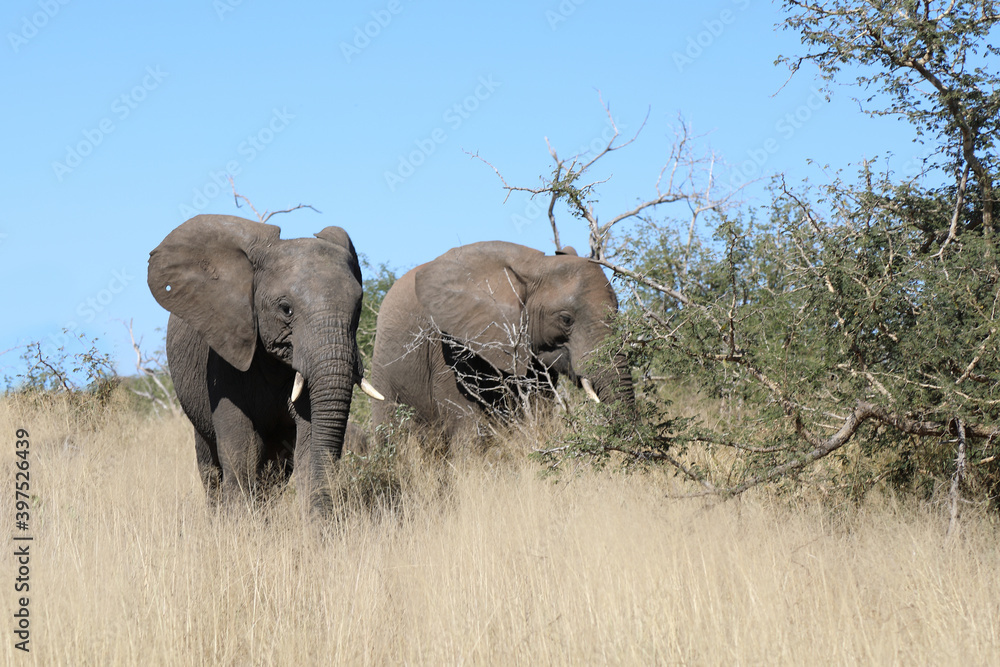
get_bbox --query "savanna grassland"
[1,392,998,666]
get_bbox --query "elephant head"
[147,214,380,509]
[411,241,634,416]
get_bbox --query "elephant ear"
[148,215,280,372]
[414,244,533,375]
[315,226,362,284]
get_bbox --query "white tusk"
[580,377,601,403]
[291,372,305,402]
[360,377,385,401]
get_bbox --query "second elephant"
[371,241,634,436]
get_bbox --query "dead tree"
[124,320,181,418]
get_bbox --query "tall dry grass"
[1,392,998,666]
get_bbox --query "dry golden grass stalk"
[1,391,997,665]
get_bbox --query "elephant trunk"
[293,322,359,512]
[572,317,635,415]
[584,349,636,417]
[597,350,635,408]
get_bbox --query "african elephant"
[370,241,634,436]
[147,214,383,511]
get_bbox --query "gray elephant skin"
[371,241,635,436]
[148,214,379,511]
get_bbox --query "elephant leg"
[212,398,267,503]
[193,429,222,505]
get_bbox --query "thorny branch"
[399,315,566,426]
[602,208,999,499]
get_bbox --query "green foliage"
[2,334,129,428]
[357,256,397,365]
[3,330,183,421]
[373,404,416,444]
[6,334,116,398]
[338,434,404,518]
[779,0,1000,150]
[779,0,1000,230]
[522,1,1000,511]
[334,405,417,517]
[351,258,397,425]
[534,395,697,476]
[624,180,1000,499]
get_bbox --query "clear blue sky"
[1,0,922,383]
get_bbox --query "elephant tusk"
[581,377,601,403]
[291,372,305,402]
[360,377,385,401]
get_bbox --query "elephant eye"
[558,312,574,328]
[279,302,293,318]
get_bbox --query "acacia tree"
[487,1,1000,524]
[779,0,1000,237]
[764,0,1000,519]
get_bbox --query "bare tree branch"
[469,97,741,261]
[229,176,264,221]
[32,342,72,394]
[936,162,970,256]
[261,204,321,222]
[228,176,320,223]
[122,319,181,417]
[596,258,693,307]
[718,401,993,497]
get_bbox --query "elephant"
[147,214,383,511]
[370,241,634,437]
